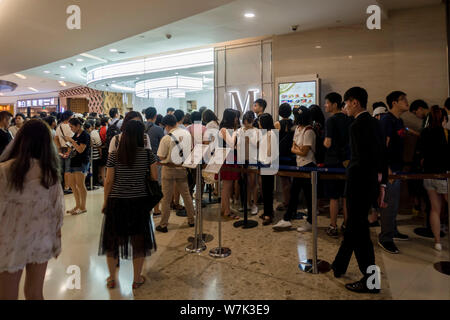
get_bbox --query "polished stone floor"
[16,188,450,300]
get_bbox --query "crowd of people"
[0,89,449,299]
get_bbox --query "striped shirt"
[106,147,157,198]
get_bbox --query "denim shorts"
[424,179,447,194]
[68,162,90,174]
[62,157,71,173]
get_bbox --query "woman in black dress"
[99,120,158,289]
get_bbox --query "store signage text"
[228,89,259,114]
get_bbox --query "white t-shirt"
[55,123,73,148]
[108,133,152,153]
[234,127,258,163]
[293,126,316,167]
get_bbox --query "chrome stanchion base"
[185,238,207,253]
[414,227,445,238]
[433,261,450,276]
[86,185,99,191]
[209,247,231,258]
[233,220,258,229]
[298,259,331,274]
[188,234,214,243]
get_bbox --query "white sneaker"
[272,219,292,229]
[251,204,258,215]
[434,243,442,252]
[297,222,312,232]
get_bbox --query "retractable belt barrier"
[156,161,450,275]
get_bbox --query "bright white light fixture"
[196,70,214,75]
[14,73,27,79]
[315,45,322,49]
[28,87,39,92]
[44,70,51,74]
[109,48,118,53]
[58,81,67,87]
[244,12,255,18]
[111,84,135,92]
[60,76,65,79]
[60,65,67,69]
[87,48,213,84]
[80,53,108,63]
[135,76,203,99]
[76,58,84,62]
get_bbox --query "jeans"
[379,179,401,243]
[261,175,274,218]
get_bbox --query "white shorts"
[424,179,448,194]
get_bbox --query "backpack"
[105,119,121,152]
[304,123,326,165]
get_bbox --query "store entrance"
[68,98,89,114]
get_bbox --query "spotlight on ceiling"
[109,48,118,53]
[76,58,84,62]
[244,12,255,18]
[44,70,51,74]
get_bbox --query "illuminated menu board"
[17,97,57,108]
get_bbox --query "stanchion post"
[433,171,450,275]
[90,145,93,190]
[209,170,231,258]
[311,170,318,274]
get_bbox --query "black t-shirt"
[70,130,90,167]
[324,113,352,165]
[0,129,12,156]
[418,127,450,174]
[380,112,406,172]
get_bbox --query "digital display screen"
[279,81,317,108]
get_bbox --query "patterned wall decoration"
[102,91,124,115]
[59,86,104,114]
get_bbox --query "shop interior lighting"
[87,48,213,84]
[14,73,27,79]
[244,13,255,18]
[28,87,39,92]
[135,76,203,99]
[58,81,67,87]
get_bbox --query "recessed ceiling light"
[315,45,322,49]
[58,81,67,87]
[44,70,51,74]
[136,77,140,80]
[14,73,27,79]
[348,55,353,59]
[244,13,255,18]
[60,65,67,69]
[76,58,84,62]
[109,48,118,53]
[28,87,38,92]
[175,72,179,75]
[60,76,65,79]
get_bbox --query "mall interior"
[0,0,449,300]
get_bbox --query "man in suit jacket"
[331,87,388,293]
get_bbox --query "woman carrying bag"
[99,120,159,290]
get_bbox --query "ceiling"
[0,0,234,75]
[0,0,442,102]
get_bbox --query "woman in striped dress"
[99,120,158,290]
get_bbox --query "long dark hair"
[117,120,145,167]
[220,108,238,129]
[258,113,275,130]
[2,119,60,191]
[121,111,144,132]
[202,109,218,126]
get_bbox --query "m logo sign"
[229,89,259,114]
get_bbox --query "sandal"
[66,207,78,214]
[132,276,146,289]
[224,213,240,220]
[106,277,116,289]
[71,209,87,215]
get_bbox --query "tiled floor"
[16,188,449,300]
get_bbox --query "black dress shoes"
[331,263,343,278]
[345,279,380,294]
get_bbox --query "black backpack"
[105,120,121,152]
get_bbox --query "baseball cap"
[373,106,387,117]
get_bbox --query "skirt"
[99,197,157,260]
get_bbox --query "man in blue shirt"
[378,91,410,254]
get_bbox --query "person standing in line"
[0,111,13,156]
[444,98,450,130]
[85,121,102,186]
[8,113,26,138]
[235,111,259,215]
[166,107,175,116]
[372,102,388,121]
[203,109,219,130]
[378,91,410,254]
[417,106,449,251]
[252,99,268,204]
[0,120,64,300]
[156,115,195,233]
[174,109,187,131]
[274,103,295,212]
[219,109,241,219]
[64,117,90,215]
[331,87,387,293]
[273,106,316,232]
[323,93,352,237]
[54,110,74,193]
[145,107,165,216]
[43,116,57,137]
[257,113,276,225]
[99,120,158,290]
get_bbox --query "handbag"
[145,149,163,210]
